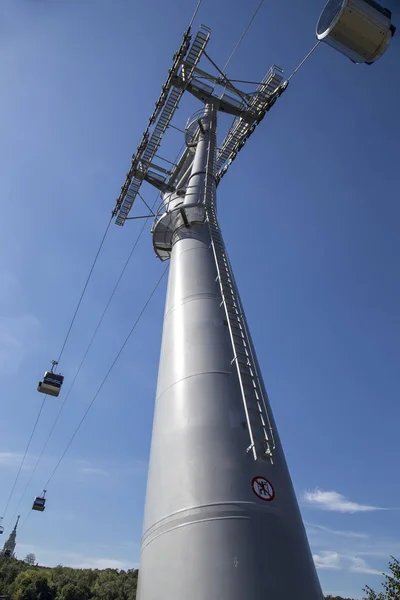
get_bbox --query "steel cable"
[18,264,168,535]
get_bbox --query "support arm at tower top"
[111,24,287,227]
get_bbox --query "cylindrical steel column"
[184,104,213,207]
[138,105,323,600]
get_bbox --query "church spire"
[13,515,20,532]
[1,514,20,558]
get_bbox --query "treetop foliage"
[0,558,138,600]
[363,556,400,600]
[1,554,399,600]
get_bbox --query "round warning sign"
[251,476,275,501]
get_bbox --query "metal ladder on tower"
[200,103,275,463]
[206,206,275,462]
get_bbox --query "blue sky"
[0,0,399,597]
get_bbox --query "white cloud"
[0,451,24,468]
[0,451,42,471]
[348,556,383,576]
[18,544,136,570]
[306,522,369,539]
[79,467,109,476]
[303,489,384,513]
[0,315,41,375]
[355,539,400,558]
[306,520,400,584]
[0,451,57,474]
[74,458,147,479]
[313,551,341,570]
[65,555,132,570]
[313,551,383,576]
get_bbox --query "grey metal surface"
[151,106,213,261]
[207,204,276,462]
[114,26,211,226]
[139,105,323,599]
[316,0,395,64]
[112,22,289,226]
[214,66,283,179]
[139,225,323,600]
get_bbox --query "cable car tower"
[111,2,395,599]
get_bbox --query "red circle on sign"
[251,476,275,502]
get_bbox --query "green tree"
[363,556,400,600]
[0,558,27,596]
[12,570,55,600]
[0,559,138,600]
[23,555,36,567]
[325,596,356,600]
[56,583,88,600]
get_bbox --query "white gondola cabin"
[37,360,64,397]
[317,0,396,65]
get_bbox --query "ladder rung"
[232,341,248,354]
[231,332,245,343]
[249,421,268,431]
[241,375,259,390]
[221,289,234,299]
[209,207,274,464]
[221,287,235,297]
[241,384,258,397]
[247,404,263,414]
[231,332,245,344]
[226,311,240,323]
[233,343,247,354]
[226,311,241,322]
[237,359,251,370]
[240,379,258,393]
[218,268,231,278]
[240,379,256,393]
[237,359,254,370]
[219,277,232,286]
[253,436,271,445]
[244,381,261,397]
[219,274,232,283]
[228,311,241,321]
[238,373,256,387]
[231,328,245,339]
[238,363,254,376]
[238,363,255,382]
[248,402,265,415]
[237,354,255,367]
[221,288,234,297]
[225,303,239,313]
[217,260,228,270]
[233,349,249,362]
